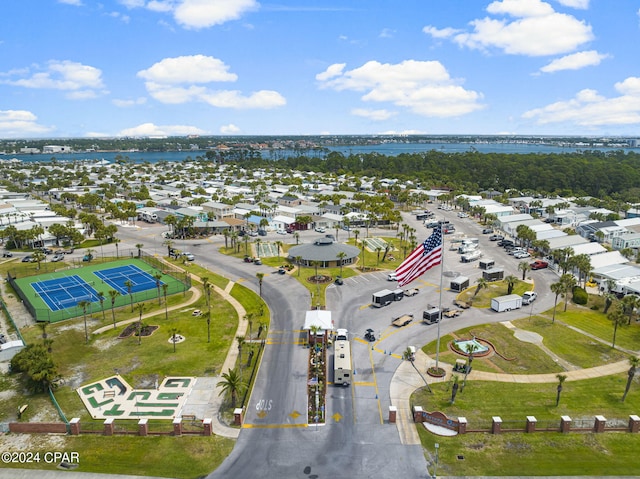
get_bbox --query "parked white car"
[513,251,531,259]
[522,291,537,305]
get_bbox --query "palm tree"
[236,336,246,375]
[622,356,640,402]
[561,274,577,312]
[256,273,264,297]
[124,280,134,311]
[504,275,518,295]
[621,294,640,325]
[461,343,479,392]
[135,243,144,258]
[402,347,431,393]
[294,232,300,245]
[474,277,488,298]
[169,327,180,353]
[217,368,245,409]
[245,312,256,340]
[275,240,283,258]
[518,261,531,281]
[114,237,121,258]
[450,375,460,404]
[135,303,145,345]
[336,251,347,276]
[97,291,106,321]
[162,283,169,320]
[154,272,163,304]
[550,280,564,323]
[608,301,627,348]
[108,289,120,329]
[78,300,91,344]
[295,255,303,277]
[555,374,567,406]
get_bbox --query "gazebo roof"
[288,238,360,262]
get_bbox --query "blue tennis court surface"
[32,275,101,312]
[94,264,162,296]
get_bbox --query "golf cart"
[364,329,375,342]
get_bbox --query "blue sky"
[2,0,640,138]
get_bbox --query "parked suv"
[522,291,537,305]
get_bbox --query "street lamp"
[433,443,439,479]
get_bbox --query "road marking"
[359,303,372,310]
[289,410,301,419]
[332,412,343,423]
[353,381,376,386]
[257,410,267,418]
[242,423,308,429]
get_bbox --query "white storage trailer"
[372,289,395,307]
[491,294,523,312]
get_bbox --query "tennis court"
[9,258,190,323]
[94,264,162,295]
[31,275,100,312]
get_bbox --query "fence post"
[560,415,572,433]
[172,417,182,436]
[491,416,502,434]
[138,418,148,436]
[629,415,640,433]
[594,415,606,433]
[388,405,397,424]
[203,418,212,436]
[69,418,80,435]
[103,418,114,436]
[526,416,536,433]
[458,417,467,434]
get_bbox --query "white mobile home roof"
[547,235,589,250]
[592,263,640,280]
[535,229,566,240]
[498,213,533,224]
[570,242,607,256]
[588,251,628,270]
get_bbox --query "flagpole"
[434,224,444,374]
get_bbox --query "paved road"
[94,214,562,479]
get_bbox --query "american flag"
[395,227,443,287]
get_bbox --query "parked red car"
[530,260,549,270]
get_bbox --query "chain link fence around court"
[7,252,190,323]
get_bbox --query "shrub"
[572,286,588,305]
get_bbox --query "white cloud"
[379,28,395,39]
[0,110,52,136]
[118,122,208,137]
[119,0,258,29]
[317,60,484,118]
[138,55,237,84]
[422,26,461,39]
[174,0,258,29]
[351,108,396,121]
[58,0,83,5]
[220,123,240,134]
[200,89,286,109]
[2,60,107,99]
[539,50,608,73]
[138,55,285,109]
[315,63,345,82]
[380,129,427,135]
[555,0,589,8]
[522,77,640,126]
[112,97,147,107]
[425,0,593,56]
